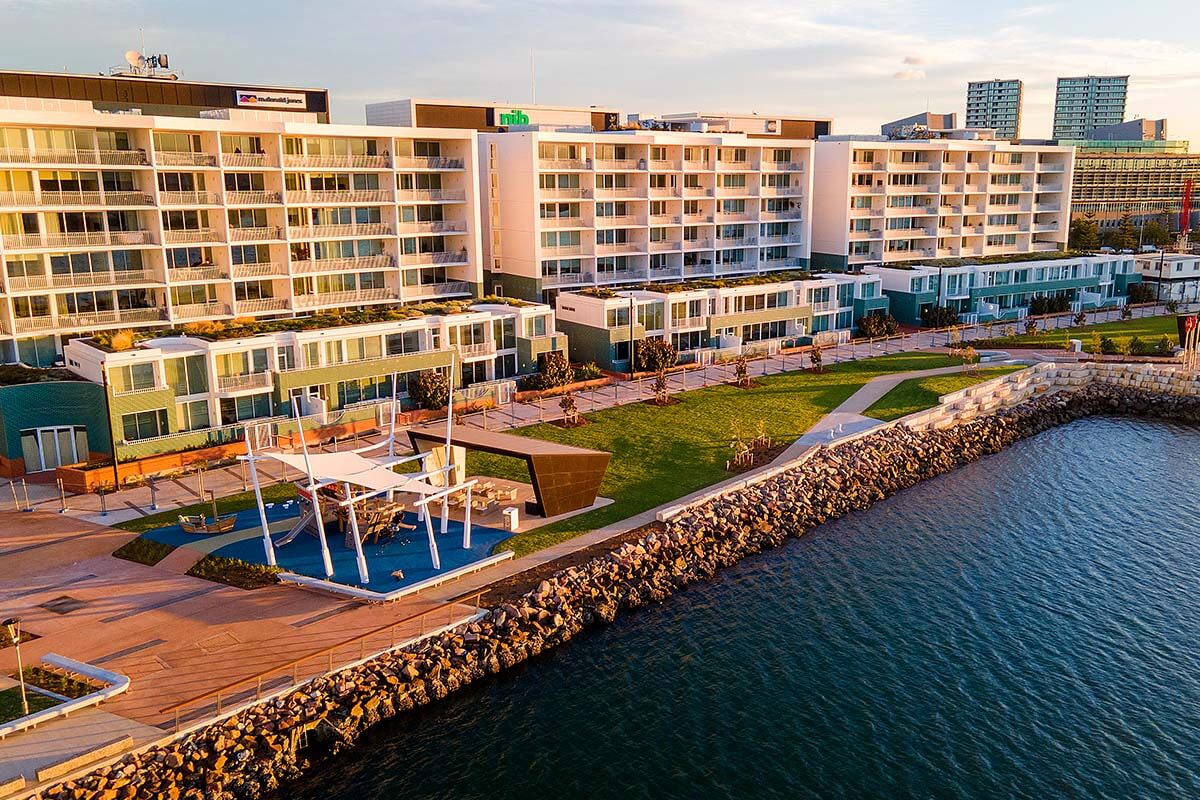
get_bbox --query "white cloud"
[903,56,926,66]
[893,69,926,81]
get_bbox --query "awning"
[263,451,438,495]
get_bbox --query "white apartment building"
[1135,253,1200,302]
[480,130,814,303]
[811,137,1073,271]
[965,79,1023,140]
[1053,75,1129,141]
[553,271,883,370]
[0,97,484,366]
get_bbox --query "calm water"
[284,417,1200,800]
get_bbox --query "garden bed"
[185,554,282,590]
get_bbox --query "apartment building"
[866,253,1140,326]
[0,97,486,366]
[965,80,1023,140]
[651,111,832,140]
[366,98,622,132]
[1135,253,1200,302]
[1068,139,1200,230]
[811,137,1073,271]
[63,300,564,461]
[1052,75,1129,140]
[480,130,814,303]
[553,271,885,371]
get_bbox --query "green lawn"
[973,313,1179,352]
[469,352,966,556]
[864,366,1025,422]
[0,685,57,724]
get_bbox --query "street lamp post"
[3,618,29,717]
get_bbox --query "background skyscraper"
[965,79,1023,139]
[1052,75,1129,140]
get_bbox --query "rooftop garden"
[86,297,520,352]
[0,364,84,387]
[881,250,1093,270]
[575,271,816,298]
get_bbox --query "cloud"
[903,56,926,66]
[1009,4,1057,19]
[893,69,926,80]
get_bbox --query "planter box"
[515,377,615,403]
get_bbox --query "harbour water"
[283,417,1200,800]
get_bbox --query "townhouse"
[479,130,813,302]
[866,252,1140,326]
[553,271,886,371]
[811,136,1073,271]
[1135,253,1200,302]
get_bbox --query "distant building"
[365,98,622,132]
[880,112,959,139]
[1066,139,1200,230]
[1088,118,1168,142]
[1134,253,1200,302]
[965,79,1023,140]
[649,111,832,141]
[1052,75,1128,140]
[0,69,330,122]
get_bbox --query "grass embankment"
[185,555,282,590]
[471,352,965,556]
[0,686,57,723]
[972,314,1178,352]
[864,366,1025,422]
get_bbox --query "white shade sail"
[264,451,438,495]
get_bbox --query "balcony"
[0,191,153,207]
[682,186,713,198]
[849,229,882,241]
[760,210,803,221]
[540,244,588,257]
[539,187,591,199]
[394,156,465,170]
[6,269,157,291]
[538,158,589,170]
[231,261,288,279]
[683,238,714,250]
[398,219,468,234]
[54,307,166,331]
[229,226,282,242]
[160,191,221,206]
[810,300,838,313]
[400,249,470,266]
[290,254,395,274]
[683,160,712,171]
[758,233,804,245]
[596,269,648,284]
[283,154,391,169]
[594,159,641,170]
[173,300,232,321]
[648,265,681,280]
[294,288,398,308]
[288,223,392,239]
[760,185,803,197]
[595,215,640,228]
[168,266,225,282]
[683,262,715,277]
[163,228,221,244]
[216,372,273,392]
[286,189,392,204]
[649,214,682,226]
[156,151,218,167]
[649,160,681,171]
[716,185,755,197]
[395,188,467,203]
[99,150,150,166]
[222,152,273,168]
[541,271,594,288]
[715,212,755,223]
[716,161,755,171]
[400,280,472,300]
[671,316,706,329]
[235,297,291,314]
[683,213,715,223]
[112,382,168,397]
[763,161,805,171]
[649,186,682,198]
[0,148,147,166]
[648,240,681,252]
[716,236,756,248]
[760,257,806,269]
[595,241,643,255]
[226,190,282,205]
[2,230,154,249]
[593,186,642,198]
[456,341,497,358]
[538,216,585,230]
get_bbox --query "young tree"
[412,370,450,410]
[856,312,900,338]
[920,305,960,328]
[809,343,824,374]
[633,337,678,374]
[558,391,580,425]
[1068,214,1100,250]
[734,354,751,386]
[1139,219,1171,247]
[653,368,669,406]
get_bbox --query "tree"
[653,368,669,406]
[856,312,900,338]
[558,392,580,425]
[920,305,960,328]
[412,370,450,410]
[1139,219,1171,248]
[734,354,751,386]
[633,337,678,374]
[809,343,824,374]
[1069,214,1100,250]
[1101,214,1137,251]
[1127,283,1155,305]
[520,351,574,391]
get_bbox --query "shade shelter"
[407,426,611,518]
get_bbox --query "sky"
[4,0,1199,145]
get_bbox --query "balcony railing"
[228,226,282,242]
[286,189,392,204]
[761,210,804,221]
[716,160,755,171]
[400,249,470,267]
[683,160,712,171]
[715,212,755,223]
[810,300,838,312]
[398,219,468,234]
[760,257,806,269]
[288,223,392,239]
[595,215,640,228]
[594,159,641,170]
[163,228,221,244]
[168,266,225,282]
[0,191,153,207]
[226,190,282,205]
[683,238,714,250]
[159,191,221,206]
[595,242,643,255]
[294,288,398,308]
[716,185,755,197]
[541,271,594,287]
[283,154,391,169]
[648,240,681,252]
[394,188,466,203]
[763,161,805,171]
[54,308,165,331]
[7,269,157,291]
[758,234,804,245]
[648,186,682,198]
[539,187,591,199]
[112,382,168,397]
[671,316,706,329]
[394,156,466,170]
[456,341,497,358]
[538,158,589,170]
[593,186,642,198]
[216,372,272,392]
[400,280,472,300]
[3,230,154,249]
[538,216,585,229]
[716,236,756,247]
[156,151,218,167]
[290,254,395,274]
[540,244,587,256]
[0,148,148,166]
[649,215,682,225]
[649,160,681,171]
[235,297,291,314]
[222,152,272,168]
[231,261,287,279]
[760,185,804,197]
[174,302,232,321]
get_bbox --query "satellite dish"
[124,50,144,67]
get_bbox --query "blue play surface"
[142,499,511,589]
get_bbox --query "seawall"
[28,363,1200,800]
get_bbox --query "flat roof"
[0,68,327,93]
[660,110,833,123]
[387,97,621,114]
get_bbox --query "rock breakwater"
[35,383,1200,800]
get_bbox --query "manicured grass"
[469,352,965,556]
[864,366,1026,422]
[186,554,282,590]
[112,535,176,566]
[972,313,1179,352]
[114,482,298,535]
[0,685,57,723]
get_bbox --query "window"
[219,393,273,425]
[176,400,211,432]
[122,409,168,442]
[165,355,208,396]
[524,315,548,337]
[386,330,423,355]
[986,234,1018,247]
[114,362,156,393]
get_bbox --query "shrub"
[1100,336,1119,355]
[856,312,899,338]
[112,536,175,566]
[1090,331,1103,355]
[108,329,135,352]
[1023,319,1039,336]
[734,354,752,385]
[574,361,603,381]
[1127,283,1155,304]
[186,554,281,590]
[1073,311,1087,327]
[1029,295,1071,316]
[1128,336,1150,356]
[558,391,579,424]
[634,337,678,373]
[411,370,450,409]
[920,305,959,328]
[809,344,824,374]
[1120,305,1133,320]
[520,351,575,391]
[1156,335,1174,355]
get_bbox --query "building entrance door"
[20,425,86,472]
